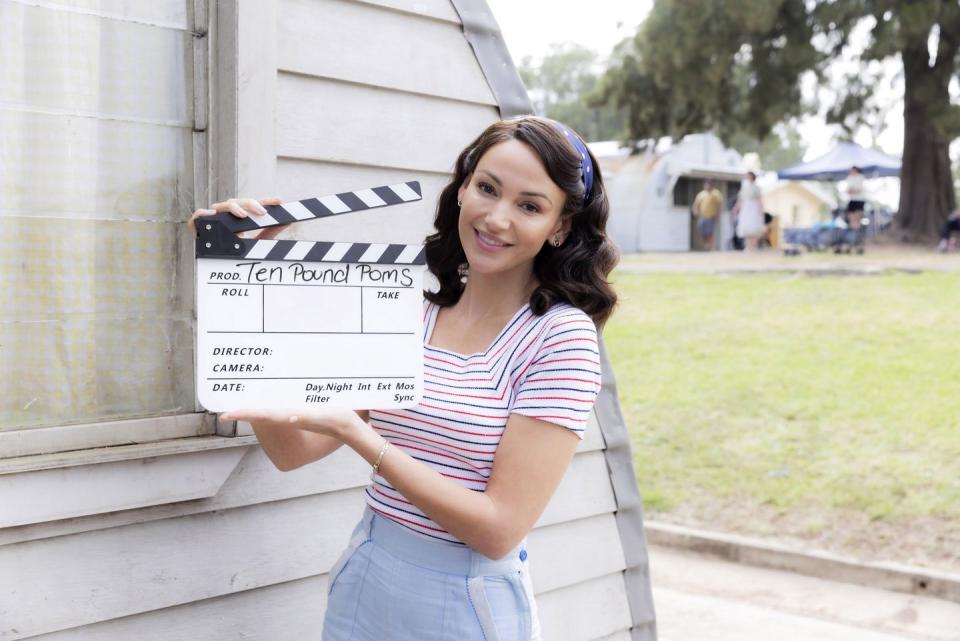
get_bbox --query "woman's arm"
[221,407,579,558]
[244,410,370,471]
[342,413,579,559]
[250,420,343,471]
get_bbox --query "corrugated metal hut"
[0,1,656,639]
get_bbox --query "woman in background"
[733,171,765,251]
[845,166,865,230]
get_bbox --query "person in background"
[937,208,960,252]
[845,166,865,230]
[692,178,724,250]
[732,171,765,251]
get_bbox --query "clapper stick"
[196,181,424,260]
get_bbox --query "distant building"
[764,181,837,230]
[592,133,745,252]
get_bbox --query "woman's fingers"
[209,198,264,219]
[227,200,252,220]
[248,200,269,217]
[190,197,283,237]
[221,409,286,424]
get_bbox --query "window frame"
[0,0,233,465]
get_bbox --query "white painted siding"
[0,1,647,639]
[2,434,613,639]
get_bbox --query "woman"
[733,171,765,251]
[192,116,618,640]
[845,165,865,230]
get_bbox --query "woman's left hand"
[219,407,363,441]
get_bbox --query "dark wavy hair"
[423,116,618,327]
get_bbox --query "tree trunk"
[896,48,957,239]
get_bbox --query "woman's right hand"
[188,197,287,239]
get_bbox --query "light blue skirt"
[322,508,540,641]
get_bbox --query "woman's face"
[457,139,568,281]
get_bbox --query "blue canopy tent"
[777,141,901,181]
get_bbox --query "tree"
[519,43,626,141]
[727,121,808,173]
[599,0,960,238]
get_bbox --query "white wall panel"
[27,575,332,641]
[528,513,626,594]
[1,445,611,546]
[352,0,460,23]
[17,511,628,641]
[279,0,494,105]
[0,488,366,639]
[539,450,616,528]
[538,573,633,641]
[276,73,497,173]
[591,632,633,641]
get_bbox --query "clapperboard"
[195,182,425,412]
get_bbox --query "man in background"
[692,178,724,250]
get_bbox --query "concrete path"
[650,545,960,641]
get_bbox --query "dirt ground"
[622,242,960,575]
[619,243,960,274]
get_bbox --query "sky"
[484,1,907,162]
[485,0,652,63]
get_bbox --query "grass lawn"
[604,270,960,567]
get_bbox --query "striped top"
[365,299,602,543]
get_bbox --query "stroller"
[783,208,867,255]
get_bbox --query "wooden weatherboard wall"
[0,1,654,639]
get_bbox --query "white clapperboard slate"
[195,182,426,412]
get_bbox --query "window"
[0,1,202,441]
[672,177,701,208]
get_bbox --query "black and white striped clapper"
[195,180,427,413]
[195,181,425,264]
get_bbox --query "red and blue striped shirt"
[365,299,602,543]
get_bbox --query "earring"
[457,200,462,207]
[552,235,562,247]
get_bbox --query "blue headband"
[548,120,594,202]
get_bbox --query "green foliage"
[598,0,820,145]
[599,0,960,146]
[518,42,627,141]
[818,1,960,141]
[727,121,808,172]
[599,0,960,234]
